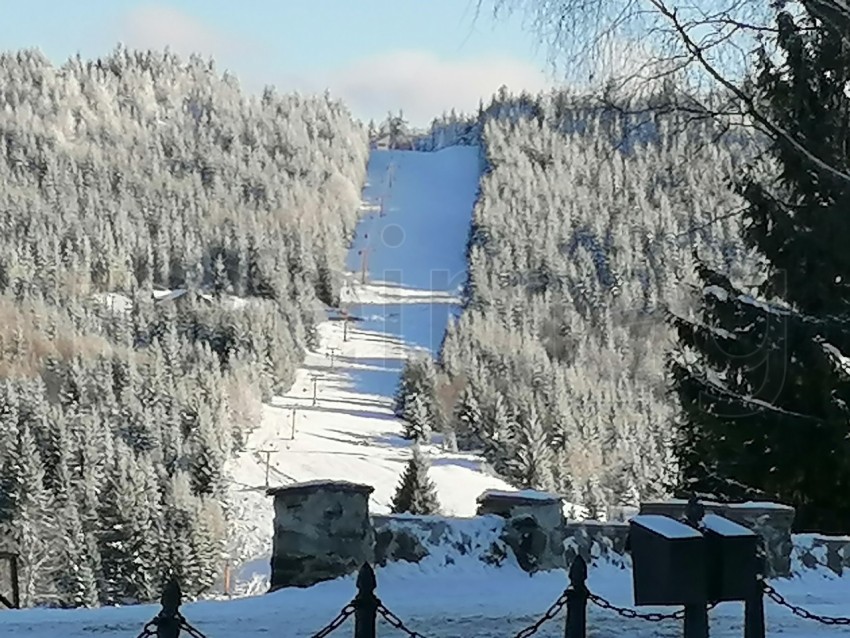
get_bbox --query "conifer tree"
[390,443,441,515]
[669,4,850,533]
[55,500,99,608]
[393,355,437,420]
[509,405,555,491]
[401,393,432,442]
[453,385,483,445]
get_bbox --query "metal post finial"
[684,494,705,527]
[568,555,588,586]
[356,562,377,593]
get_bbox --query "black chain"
[310,603,357,638]
[589,593,719,622]
[763,582,850,626]
[377,603,429,637]
[512,588,570,638]
[135,620,156,638]
[178,614,210,638]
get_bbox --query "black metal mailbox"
[701,513,760,602]
[629,514,707,606]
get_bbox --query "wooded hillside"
[435,91,767,513]
[0,47,368,606]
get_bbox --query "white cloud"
[291,50,554,126]
[111,8,552,126]
[115,4,252,60]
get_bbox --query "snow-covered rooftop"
[631,514,702,539]
[477,489,563,504]
[702,514,756,537]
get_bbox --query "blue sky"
[0,1,559,125]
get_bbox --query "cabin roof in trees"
[266,479,375,498]
[152,288,215,305]
[477,488,563,506]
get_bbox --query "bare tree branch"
[647,0,850,185]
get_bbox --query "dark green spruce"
[669,3,850,533]
[390,443,441,515]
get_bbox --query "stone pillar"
[476,489,565,573]
[563,520,631,565]
[640,499,795,578]
[267,480,375,590]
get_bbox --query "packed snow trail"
[225,146,515,587]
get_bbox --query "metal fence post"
[9,554,20,609]
[744,547,766,638]
[353,563,378,638]
[683,603,709,638]
[564,556,588,638]
[156,576,182,638]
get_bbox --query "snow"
[91,292,133,314]
[703,284,789,316]
[729,501,795,511]
[3,537,848,636]
[478,488,563,503]
[265,479,374,495]
[632,514,703,539]
[224,147,518,583]
[821,341,850,376]
[702,514,756,537]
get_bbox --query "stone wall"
[476,490,566,572]
[373,514,510,568]
[562,520,630,568]
[267,481,816,590]
[267,480,374,590]
[792,533,850,577]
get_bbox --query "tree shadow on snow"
[299,403,397,424]
[314,426,409,451]
[335,366,401,398]
[335,356,405,370]
[313,395,390,411]
[429,457,485,472]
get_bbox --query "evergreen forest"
[419,92,770,513]
[0,47,368,607]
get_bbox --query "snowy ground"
[3,147,848,636]
[225,146,517,588]
[1,548,847,637]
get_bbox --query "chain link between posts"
[377,603,430,637]
[511,588,570,638]
[589,593,686,621]
[134,613,210,638]
[134,573,850,637]
[308,603,357,637]
[762,581,850,626]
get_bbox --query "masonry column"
[267,480,375,590]
[477,489,565,573]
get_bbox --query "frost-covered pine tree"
[401,393,432,442]
[390,442,441,515]
[508,405,555,491]
[453,385,483,445]
[393,354,437,419]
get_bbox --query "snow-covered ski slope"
[226,146,517,587]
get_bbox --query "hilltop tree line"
[0,47,368,607]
